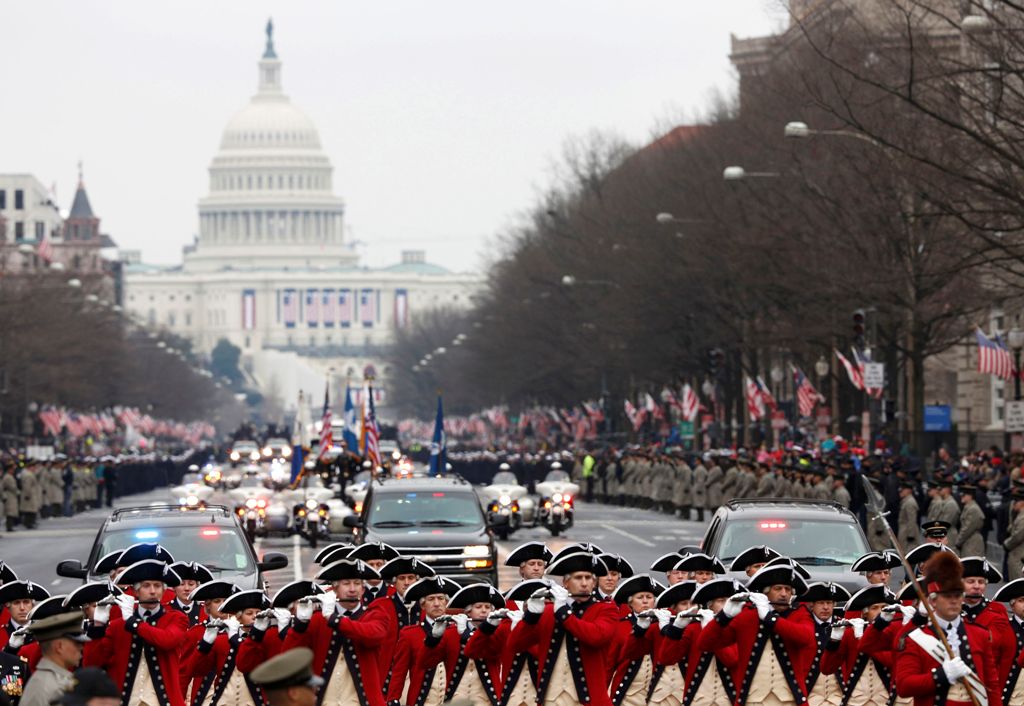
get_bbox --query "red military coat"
[510,599,620,706]
[608,617,658,706]
[236,624,285,673]
[386,621,458,706]
[657,620,738,705]
[893,621,1001,706]
[697,604,815,706]
[962,599,1016,684]
[83,606,189,706]
[445,626,501,706]
[181,631,265,706]
[820,627,893,698]
[282,604,388,706]
[466,615,537,702]
[369,592,417,692]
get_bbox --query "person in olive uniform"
[0,466,15,533]
[18,467,38,531]
[248,647,323,706]
[18,611,89,706]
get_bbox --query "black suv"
[701,499,871,592]
[344,476,501,586]
[56,505,289,589]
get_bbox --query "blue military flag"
[428,395,446,476]
[342,384,359,454]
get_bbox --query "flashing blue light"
[135,530,159,540]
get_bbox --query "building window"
[245,336,250,348]
[14,190,23,210]
[185,295,191,301]
[185,313,192,326]
[34,222,43,240]
[0,190,5,209]
[169,295,175,302]
[147,309,156,325]
[14,222,24,241]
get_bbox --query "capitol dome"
[185,20,354,273]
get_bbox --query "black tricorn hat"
[597,554,635,577]
[650,553,685,573]
[63,581,123,609]
[347,542,400,563]
[116,543,174,568]
[656,580,698,609]
[851,551,902,573]
[551,543,603,563]
[404,576,460,604]
[93,551,122,576]
[314,545,355,567]
[546,552,608,577]
[271,581,324,608]
[906,543,956,569]
[190,580,239,603]
[168,562,214,584]
[118,560,181,588]
[0,562,17,584]
[728,545,781,573]
[449,583,505,611]
[800,582,852,604]
[959,556,1002,583]
[0,580,50,604]
[895,582,919,602]
[313,543,355,565]
[504,579,552,602]
[993,577,1024,603]
[674,553,726,575]
[505,542,552,567]
[845,584,897,613]
[220,589,270,614]
[315,559,381,583]
[380,557,436,580]
[691,578,745,608]
[748,563,809,594]
[763,557,811,580]
[27,594,69,621]
[611,575,664,605]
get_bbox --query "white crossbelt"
[907,628,987,706]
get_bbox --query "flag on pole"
[680,384,700,421]
[428,396,446,476]
[975,327,1016,380]
[289,391,309,485]
[317,383,332,460]
[363,383,381,466]
[792,365,824,417]
[342,384,359,454]
[745,377,765,421]
[834,349,865,390]
[851,348,885,399]
[36,235,53,264]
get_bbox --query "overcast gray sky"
[1,1,784,273]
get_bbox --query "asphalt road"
[1,487,711,594]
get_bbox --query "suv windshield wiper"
[792,557,845,566]
[372,520,416,528]
[418,519,469,526]
[201,565,234,572]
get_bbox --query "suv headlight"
[463,545,490,558]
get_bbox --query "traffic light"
[707,348,725,378]
[852,309,866,348]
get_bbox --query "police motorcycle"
[228,473,274,545]
[292,461,331,549]
[535,462,579,536]
[479,464,531,539]
[171,467,215,511]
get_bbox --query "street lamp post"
[1008,319,1024,450]
[814,356,831,439]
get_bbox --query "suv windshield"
[369,491,484,528]
[94,527,252,573]
[716,518,867,566]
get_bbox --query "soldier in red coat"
[959,556,1017,684]
[820,584,897,706]
[237,580,318,675]
[851,550,901,588]
[674,553,727,586]
[372,556,436,694]
[697,560,815,706]
[650,553,687,586]
[166,562,213,628]
[179,579,238,704]
[0,581,50,651]
[726,546,782,579]
[795,581,850,706]
[442,582,506,706]
[596,554,634,603]
[510,551,620,706]
[112,543,178,606]
[992,577,1024,705]
[282,558,391,706]
[607,574,665,706]
[349,542,400,606]
[386,576,461,706]
[83,559,189,706]
[504,542,553,582]
[892,551,1001,706]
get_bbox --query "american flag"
[360,289,375,327]
[754,376,777,412]
[362,382,381,465]
[322,289,335,327]
[623,400,645,431]
[282,289,298,328]
[339,290,352,327]
[834,349,865,390]
[317,383,332,460]
[36,235,53,263]
[745,377,766,421]
[644,392,665,421]
[306,289,319,327]
[851,347,884,399]
[791,365,824,417]
[680,384,700,421]
[976,327,1016,379]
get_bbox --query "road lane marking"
[292,534,302,582]
[51,579,62,586]
[601,523,656,547]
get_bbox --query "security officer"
[955,485,986,558]
[897,481,921,548]
[18,611,87,706]
[247,647,323,706]
[1,465,17,532]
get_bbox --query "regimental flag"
[745,376,766,421]
[394,289,409,329]
[428,396,446,477]
[342,384,360,453]
[360,289,375,327]
[834,349,865,390]
[339,289,353,328]
[975,327,1016,380]
[306,289,319,328]
[322,289,335,327]
[241,289,256,330]
[282,289,298,328]
[680,384,700,422]
[792,365,824,417]
[317,383,332,460]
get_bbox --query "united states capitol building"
[124,23,481,414]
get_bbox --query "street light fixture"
[561,275,576,286]
[723,166,780,181]
[1009,317,1024,401]
[49,262,65,272]
[961,14,991,32]
[85,294,99,304]
[16,243,33,255]
[783,121,882,147]
[814,356,829,379]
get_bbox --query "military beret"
[315,559,380,583]
[960,556,1002,582]
[219,589,270,614]
[347,542,399,563]
[448,583,505,611]
[168,562,214,584]
[799,582,851,604]
[505,542,552,567]
[379,557,435,581]
[0,580,50,604]
[249,647,324,691]
[118,560,180,588]
[546,552,608,578]
[404,576,460,604]
[29,610,87,643]
[656,580,698,609]
[691,578,745,608]
[63,581,123,609]
[611,575,664,605]
[845,584,897,613]
[851,551,902,573]
[190,580,239,603]
[728,545,781,573]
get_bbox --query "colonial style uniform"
[372,556,435,692]
[180,580,240,704]
[607,576,665,706]
[166,562,214,628]
[992,578,1024,705]
[346,542,399,608]
[237,581,314,674]
[959,557,1016,684]
[820,585,896,706]
[796,582,851,706]
[0,581,50,651]
[442,584,505,706]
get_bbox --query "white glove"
[92,604,111,625]
[942,656,970,683]
[697,608,715,627]
[635,611,653,630]
[295,599,315,622]
[654,608,672,629]
[224,616,241,638]
[430,618,449,639]
[485,608,508,626]
[917,601,929,618]
[273,608,292,628]
[315,592,337,616]
[879,605,898,622]
[253,613,271,632]
[115,594,136,616]
[829,623,846,642]
[452,614,470,633]
[848,618,866,639]
[6,628,27,650]
[748,592,771,620]
[673,607,698,629]
[550,584,571,610]
[508,610,524,629]
[526,589,547,614]
[202,624,219,644]
[899,605,916,625]
[723,593,746,618]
